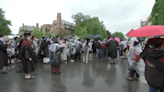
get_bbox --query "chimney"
[57,13,61,24]
[36,23,39,29]
[22,23,25,30]
[56,13,61,33]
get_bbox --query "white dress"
[61,44,67,61]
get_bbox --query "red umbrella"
[128,25,164,37]
[126,29,134,36]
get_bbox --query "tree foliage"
[151,0,164,25]
[112,32,124,39]
[0,8,11,35]
[55,29,71,38]
[72,12,108,39]
[44,31,52,37]
[32,28,43,39]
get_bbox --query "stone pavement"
[0,54,149,92]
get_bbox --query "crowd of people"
[0,33,164,92]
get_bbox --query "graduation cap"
[23,33,31,36]
[0,33,4,37]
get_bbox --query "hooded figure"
[141,38,164,91]
[49,37,63,74]
[127,41,142,81]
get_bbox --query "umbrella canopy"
[94,35,102,38]
[126,29,134,36]
[84,35,95,39]
[108,37,121,43]
[128,25,164,37]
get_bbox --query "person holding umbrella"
[83,39,91,63]
[106,37,118,64]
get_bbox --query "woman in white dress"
[83,39,91,64]
[61,40,67,64]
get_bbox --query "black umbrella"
[94,35,102,38]
[84,35,95,39]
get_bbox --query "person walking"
[141,38,164,92]
[0,34,11,74]
[120,39,128,58]
[127,41,142,81]
[49,37,63,74]
[20,33,35,79]
[106,37,118,64]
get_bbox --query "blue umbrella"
[94,35,102,38]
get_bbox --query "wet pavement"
[0,54,149,92]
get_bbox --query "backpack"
[95,42,101,49]
[102,43,106,49]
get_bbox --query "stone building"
[140,0,158,27]
[140,14,152,27]
[18,23,39,35]
[41,13,75,35]
[18,13,74,36]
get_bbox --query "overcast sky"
[0,0,155,35]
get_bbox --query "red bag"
[102,43,106,49]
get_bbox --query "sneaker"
[127,77,134,81]
[0,71,8,74]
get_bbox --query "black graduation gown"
[0,41,8,68]
[39,40,50,57]
[21,45,35,73]
[106,40,118,59]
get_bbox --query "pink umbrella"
[108,37,121,43]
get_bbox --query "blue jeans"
[102,49,107,59]
[149,86,164,92]
[98,49,103,59]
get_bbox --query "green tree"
[44,31,52,37]
[74,26,87,39]
[72,12,107,39]
[151,0,164,25]
[112,32,124,39]
[24,30,28,33]
[32,28,43,39]
[0,8,11,35]
[55,29,71,38]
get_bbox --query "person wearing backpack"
[102,39,107,60]
[98,40,103,60]
[83,39,90,63]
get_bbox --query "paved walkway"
[0,54,149,92]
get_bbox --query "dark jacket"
[0,40,8,68]
[106,39,118,59]
[141,48,164,89]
